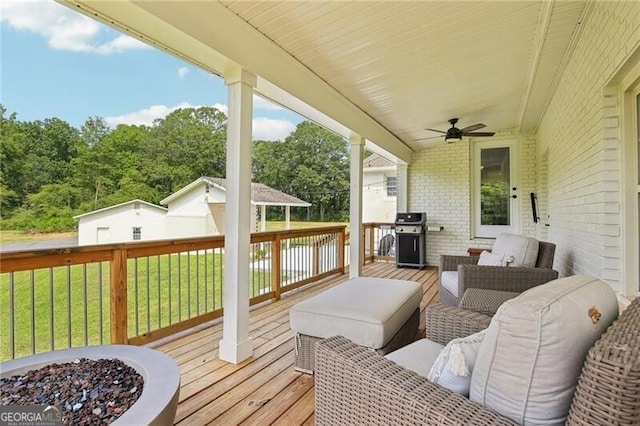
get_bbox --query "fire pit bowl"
[0,345,180,426]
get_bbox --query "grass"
[1,230,76,244]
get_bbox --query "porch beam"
[349,135,365,278]
[219,67,255,364]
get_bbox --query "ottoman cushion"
[290,277,422,349]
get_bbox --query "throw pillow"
[427,329,486,396]
[477,250,507,266]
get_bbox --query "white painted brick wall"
[408,133,537,266]
[535,2,640,292]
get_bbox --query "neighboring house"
[74,177,311,245]
[160,176,311,239]
[362,153,397,223]
[74,200,168,245]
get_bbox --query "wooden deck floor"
[153,262,440,425]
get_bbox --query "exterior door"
[473,140,519,238]
[96,227,110,243]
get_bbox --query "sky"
[0,0,303,141]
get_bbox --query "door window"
[473,140,519,238]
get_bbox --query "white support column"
[285,206,291,249]
[349,135,364,278]
[397,161,409,213]
[285,206,291,230]
[219,67,256,364]
[260,205,267,232]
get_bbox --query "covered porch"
[156,262,438,425]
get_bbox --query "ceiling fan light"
[445,135,462,143]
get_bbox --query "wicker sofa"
[315,295,640,425]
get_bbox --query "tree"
[144,107,227,195]
[72,124,150,209]
[80,116,110,147]
[253,121,350,221]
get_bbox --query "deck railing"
[0,226,345,361]
[362,222,396,264]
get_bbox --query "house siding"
[77,204,167,245]
[363,167,396,223]
[536,1,640,292]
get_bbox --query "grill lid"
[395,212,426,225]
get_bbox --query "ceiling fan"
[420,118,495,143]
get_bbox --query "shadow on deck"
[153,262,439,425]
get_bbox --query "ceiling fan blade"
[424,128,447,134]
[463,131,495,137]
[459,123,486,133]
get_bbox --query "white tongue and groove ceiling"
[61,1,587,157]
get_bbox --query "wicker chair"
[315,299,640,425]
[439,237,558,308]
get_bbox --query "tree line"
[0,105,350,231]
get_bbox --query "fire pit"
[0,345,180,425]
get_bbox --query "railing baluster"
[30,270,35,355]
[134,258,139,336]
[187,252,191,318]
[178,254,182,322]
[196,250,200,315]
[66,266,72,348]
[168,254,172,325]
[98,262,103,345]
[204,249,208,312]
[157,255,161,329]
[49,268,54,350]
[83,264,88,346]
[146,257,150,333]
[9,272,15,360]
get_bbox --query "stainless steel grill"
[394,213,427,268]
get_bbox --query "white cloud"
[104,102,228,127]
[252,117,295,141]
[253,95,284,111]
[105,102,294,140]
[178,67,189,79]
[1,0,150,54]
[104,102,195,127]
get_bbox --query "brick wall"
[536,1,640,292]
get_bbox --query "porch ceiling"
[60,0,586,160]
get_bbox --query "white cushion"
[477,250,507,266]
[385,338,444,378]
[289,277,422,349]
[440,271,459,298]
[428,330,486,396]
[470,275,619,425]
[492,233,539,267]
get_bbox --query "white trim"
[620,69,640,297]
[73,199,167,219]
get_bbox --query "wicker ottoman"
[289,277,422,374]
